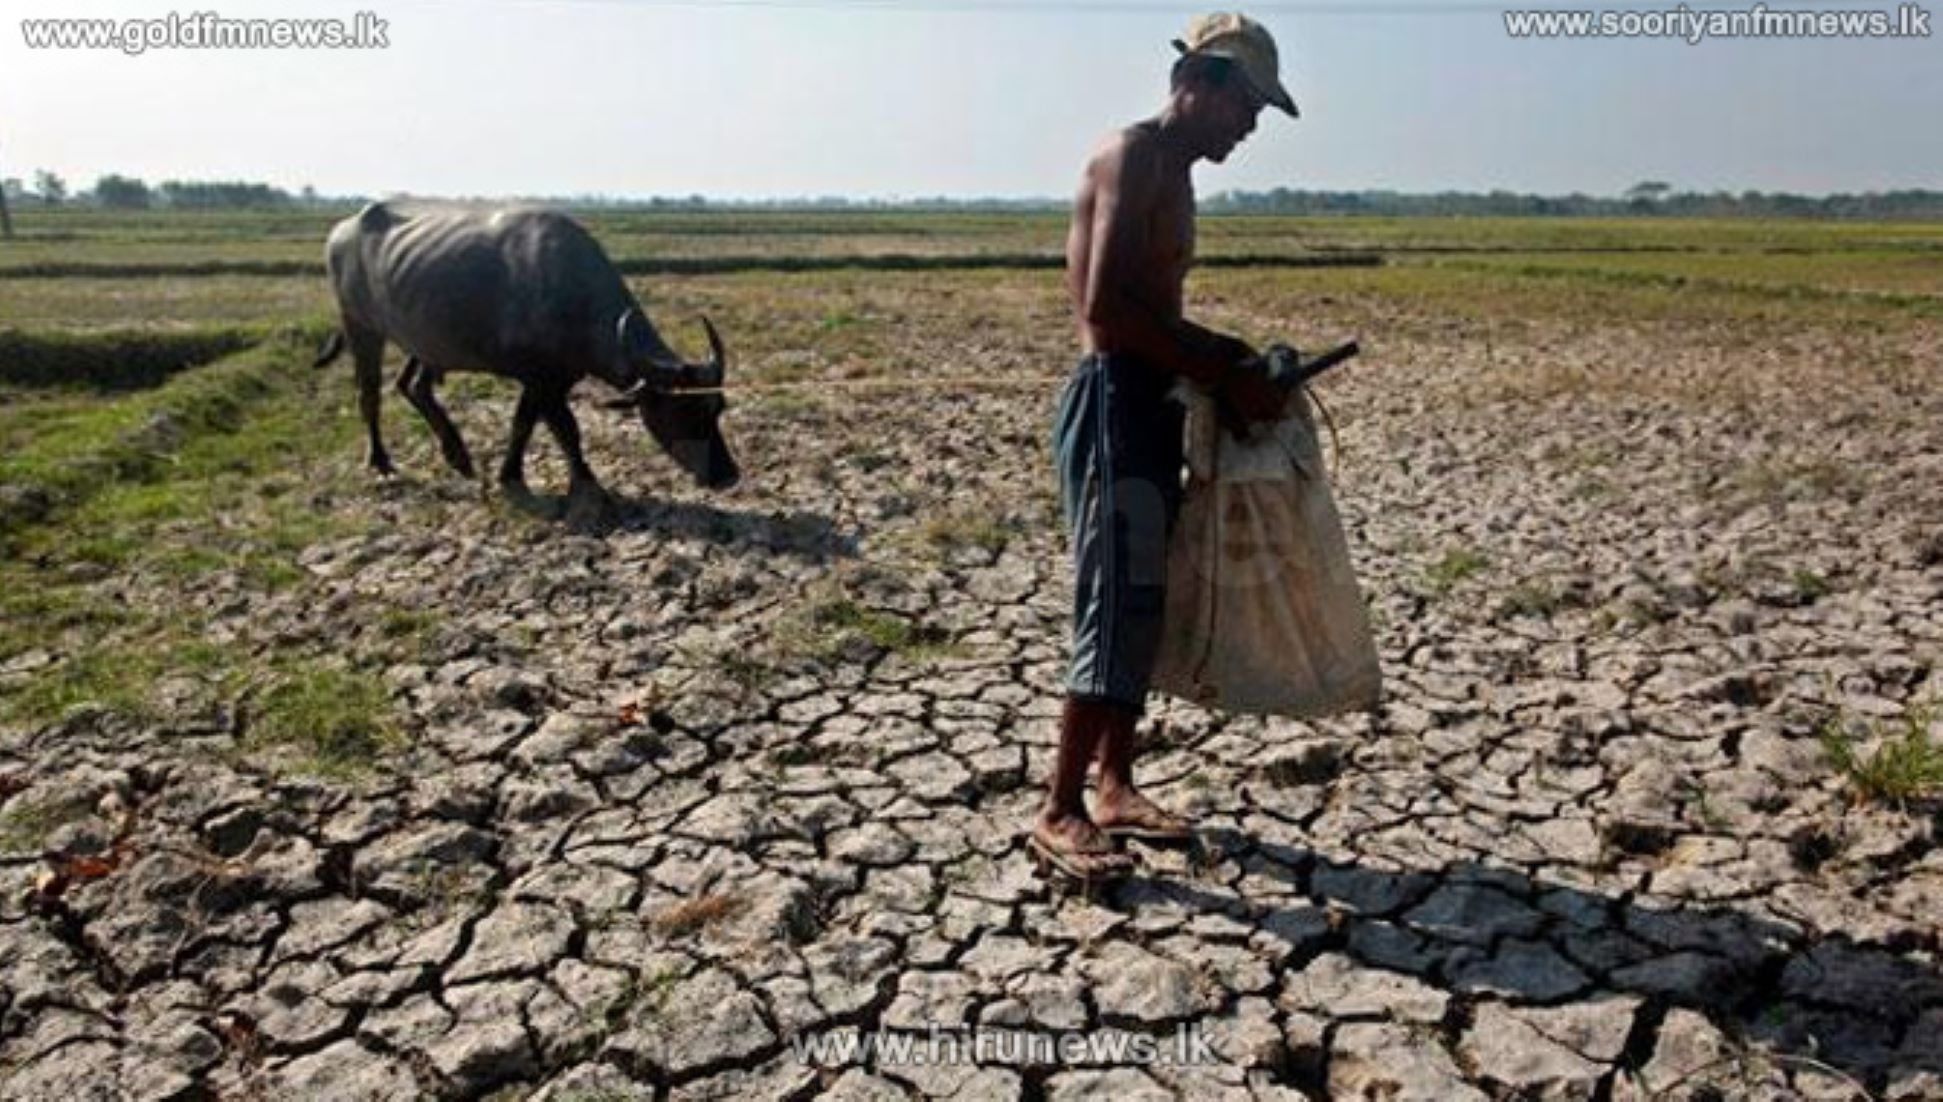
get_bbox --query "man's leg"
[1033,703,1126,874]
[1086,377,1191,839]
[1092,704,1191,837]
[1032,358,1134,875]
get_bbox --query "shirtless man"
[1034,13,1300,878]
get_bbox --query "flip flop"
[1095,806,1197,847]
[1027,833,1135,883]
[1099,821,1197,848]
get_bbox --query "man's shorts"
[1054,352,1186,713]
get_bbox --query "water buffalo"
[314,202,738,529]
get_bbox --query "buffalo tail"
[312,330,346,369]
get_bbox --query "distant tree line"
[1201,183,1943,220]
[0,173,318,210]
[2,172,1939,219]
[82,175,311,210]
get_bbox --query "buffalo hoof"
[367,450,396,478]
[497,478,546,517]
[445,450,477,480]
[564,484,620,535]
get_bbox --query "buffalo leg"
[396,357,476,479]
[538,392,602,494]
[498,386,543,488]
[539,392,619,532]
[348,325,392,475]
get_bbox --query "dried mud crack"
[1,282,1939,1102]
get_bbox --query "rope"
[1305,383,1346,474]
[654,374,1067,397]
[662,369,1350,471]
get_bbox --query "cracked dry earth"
[3,276,1942,1102]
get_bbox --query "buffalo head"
[606,308,740,490]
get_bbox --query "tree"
[1624,180,1673,202]
[0,141,12,239]
[94,173,151,209]
[33,169,65,205]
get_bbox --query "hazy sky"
[4,0,1938,199]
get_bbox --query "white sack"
[1152,385,1382,717]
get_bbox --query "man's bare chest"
[1151,191,1196,282]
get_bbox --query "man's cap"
[1173,12,1298,118]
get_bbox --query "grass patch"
[0,327,373,730]
[625,965,685,1024]
[817,309,865,332]
[1496,580,1564,620]
[1569,475,1616,502]
[0,631,238,727]
[814,598,931,651]
[1790,569,1831,603]
[242,665,408,780]
[0,325,262,391]
[1424,547,1490,596]
[0,326,331,545]
[0,585,135,666]
[766,743,823,769]
[763,572,961,666]
[378,606,441,644]
[1711,456,1867,507]
[0,791,96,853]
[917,507,1017,559]
[783,592,957,662]
[716,648,777,693]
[1819,704,1943,809]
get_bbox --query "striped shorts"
[1053,352,1186,713]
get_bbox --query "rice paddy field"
[0,207,1938,1100]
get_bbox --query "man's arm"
[1078,139,1241,388]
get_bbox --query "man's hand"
[1217,358,1287,426]
[1206,331,1258,371]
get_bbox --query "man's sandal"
[1095,804,1197,848]
[1027,834,1135,884]
[1100,821,1197,847]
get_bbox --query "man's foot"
[1030,812,1135,880]
[1092,786,1195,845]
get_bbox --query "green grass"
[242,665,408,780]
[1706,456,1868,507]
[0,632,238,727]
[0,586,136,669]
[916,507,1017,558]
[1820,704,1943,809]
[1790,569,1831,603]
[1496,580,1564,620]
[0,790,97,853]
[0,326,332,543]
[6,210,1939,339]
[772,580,960,665]
[1424,547,1490,596]
[0,328,393,744]
[378,607,441,644]
[8,207,1941,267]
[805,596,951,655]
[0,325,264,389]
